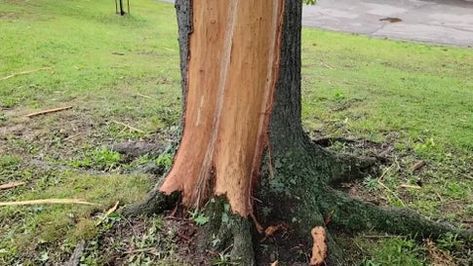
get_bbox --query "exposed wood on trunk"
[160,0,285,216]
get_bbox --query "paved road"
[161,0,473,46]
[303,0,473,46]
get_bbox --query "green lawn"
[1,0,472,265]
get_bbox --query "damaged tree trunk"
[160,0,285,216]
[125,0,472,264]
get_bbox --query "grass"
[1,0,472,264]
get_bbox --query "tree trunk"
[125,0,471,264]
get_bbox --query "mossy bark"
[123,1,472,265]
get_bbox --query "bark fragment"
[310,226,328,266]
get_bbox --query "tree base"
[123,140,472,265]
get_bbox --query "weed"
[189,209,209,226]
[70,148,121,170]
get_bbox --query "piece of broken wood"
[112,120,145,133]
[0,199,96,207]
[410,160,426,172]
[96,201,119,226]
[26,106,73,118]
[0,67,52,81]
[0,181,26,190]
[264,224,286,237]
[135,92,155,100]
[400,184,422,189]
[310,226,328,266]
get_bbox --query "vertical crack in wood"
[195,0,240,208]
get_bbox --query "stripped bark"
[160,0,285,216]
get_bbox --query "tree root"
[325,150,379,185]
[122,190,178,217]
[229,216,255,266]
[197,199,256,265]
[111,141,165,160]
[319,188,472,240]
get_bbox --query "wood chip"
[26,106,73,118]
[0,199,96,206]
[310,226,327,266]
[96,201,119,225]
[264,224,286,237]
[0,67,52,81]
[0,181,26,190]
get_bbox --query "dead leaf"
[0,181,26,190]
[264,224,286,237]
[310,226,327,266]
[425,239,456,266]
[270,260,279,266]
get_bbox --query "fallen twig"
[96,201,119,226]
[0,181,26,190]
[124,247,158,255]
[400,184,421,189]
[26,106,73,118]
[112,120,145,133]
[136,92,155,100]
[377,180,406,207]
[0,67,52,81]
[0,199,96,206]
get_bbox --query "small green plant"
[212,251,238,266]
[437,232,463,250]
[189,209,209,226]
[362,176,379,191]
[155,153,173,169]
[360,237,425,266]
[70,148,121,170]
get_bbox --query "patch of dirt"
[90,213,212,266]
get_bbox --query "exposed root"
[325,150,379,185]
[319,188,472,240]
[229,217,255,266]
[122,190,178,217]
[111,141,165,160]
[313,137,358,147]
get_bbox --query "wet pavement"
[303,0,473,46]
[161,0,473,46]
